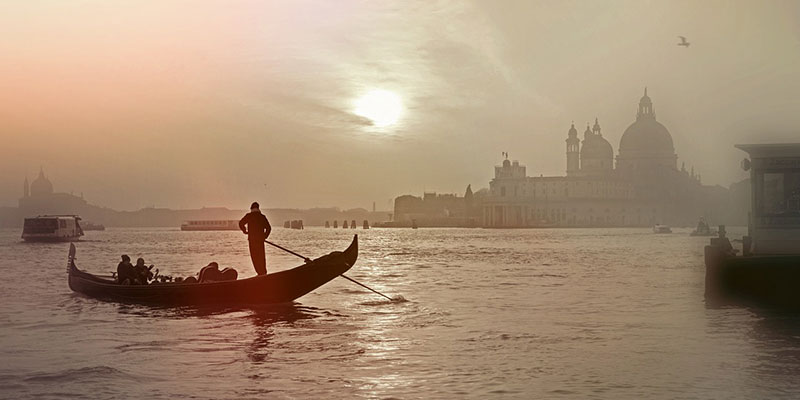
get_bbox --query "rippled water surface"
[2,227,800,399]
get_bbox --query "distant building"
[482,89,732,228]
[7,170,394,228]
[390,186,480,227]
[19,168,90,215]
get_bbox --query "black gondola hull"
[68,235,357,306]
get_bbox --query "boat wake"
[358,295,408,306]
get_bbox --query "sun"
[354,89,403,127]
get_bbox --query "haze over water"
[3,1,800,399]
[3,227,799,399]
[3,1,800,210]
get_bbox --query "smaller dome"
[581,134,613,160]
[583,124,593,140]
[502,159,511,167]
[568,123,578,137]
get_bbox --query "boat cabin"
[180,220,240,231]
[22,215,84,242]
[737,143,800,254]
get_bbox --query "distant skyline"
[2,1,800,211]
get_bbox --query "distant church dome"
[619,118,674,156]
[617,88,677,170]
[579,120,613,174]
[581,118,614,159]
[581,121,613,160]
[30,168,53,196]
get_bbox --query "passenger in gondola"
[133,257,154,284]
[117,255,138,285]
[239,201,272,275]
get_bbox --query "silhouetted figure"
[133,257,154,284]
[717,225,735,256]
[696,217,710,234]
[239,202,271,275]
[198,262,238,283]
[678,36,690,47]
[116,255,138,285]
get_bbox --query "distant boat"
[82,221,106,231]
[690,219,717,236]
[22,215,84,242]
[411,219,418,229]
[181,220,240,231]
[653,224,672,233]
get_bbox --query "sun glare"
[354,89,403,127]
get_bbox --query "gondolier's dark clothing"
[239,210,271,275]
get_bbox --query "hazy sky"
[2,0,799,210]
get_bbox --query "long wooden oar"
[265,239,396,301]
[266,240,311,262]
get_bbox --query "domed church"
[28,168,54,197]
[19,168,90,216]
[483,88,728,228]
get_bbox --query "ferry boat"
[705,143,800,308]
[22,215,84,242]
[653,224,672,233]
[81,221,106,231]
[690,217,716,236]
[180,220,240,231]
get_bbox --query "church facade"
[482,89,728,228]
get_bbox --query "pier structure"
[705,143,800,307]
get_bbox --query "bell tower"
[566,123,580,175]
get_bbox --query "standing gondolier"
[239,202,272,275]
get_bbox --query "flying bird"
[677,36,690,47]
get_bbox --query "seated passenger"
[133,257,154,284]
[717,226,736,256]
[116,255,138,285]
[198,262,238,283]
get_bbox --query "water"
[1,227,800,399]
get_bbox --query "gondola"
[67,235,358,306]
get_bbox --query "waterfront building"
[388,186,480,227]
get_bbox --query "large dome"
[619,118,674,156]
[616,89,678,171]
[618,88,675,157]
